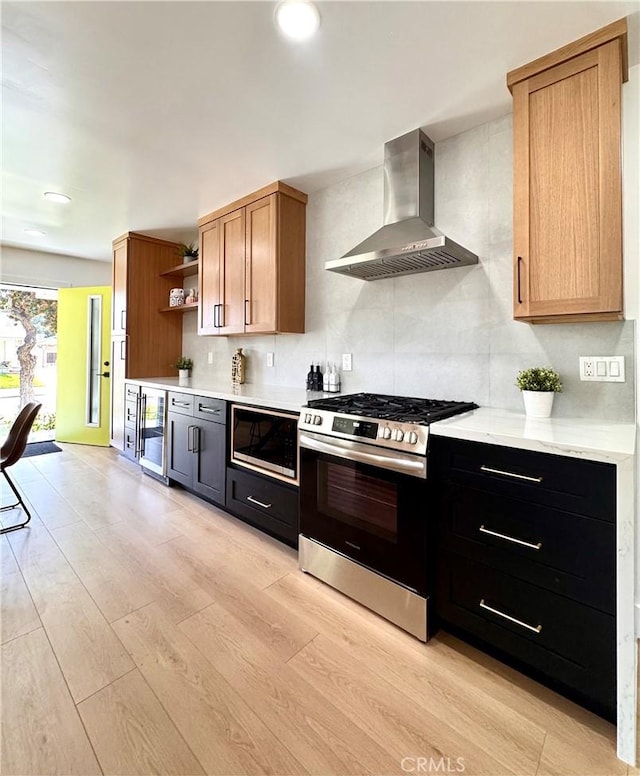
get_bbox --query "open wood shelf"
[159,303,199,313]
[160,259,199,278]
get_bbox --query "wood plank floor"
[0,443,629,775]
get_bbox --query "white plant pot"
[178,369,191,387]
[522,390,555,418]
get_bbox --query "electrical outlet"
[342,353,353,372]
[580,357,594,378]
[266,352,274,367]
[207,351,214,365]
[579,356,625,382]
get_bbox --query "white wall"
[184,108,637,422]
[0,246,112,288]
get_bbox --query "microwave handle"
[299,431,426,479]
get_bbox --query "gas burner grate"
[307,392,478,425]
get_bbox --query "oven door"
[299,431,429,595]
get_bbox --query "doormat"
[22,442,62,458]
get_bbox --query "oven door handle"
[299,431,426,478]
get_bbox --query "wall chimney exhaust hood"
[325,129,478,281]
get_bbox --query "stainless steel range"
[298,392,477,641]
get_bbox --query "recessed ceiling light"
[275,1,320,41]
[44,191,71,204]
[24,228,47,236]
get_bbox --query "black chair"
[0,402,42,534]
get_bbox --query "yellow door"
[56,286,112,445]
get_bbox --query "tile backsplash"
[183,113,635,421]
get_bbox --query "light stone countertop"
[430,406,636,463]
[128,377,327,414]
[131,379,636,462]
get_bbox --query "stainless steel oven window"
[317,460,399,543]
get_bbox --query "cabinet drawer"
[168,392,194,416]
[443,486,615,614]
[123,428,137,461]
[124,384,140,402]
[193,396,226,424]
[124,400,138,428]
[437,555,615,718]
[433,437,615,521]
[226,468,298,546]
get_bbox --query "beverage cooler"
[136,387,167,479]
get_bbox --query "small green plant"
[32,411,56,431]
[174,356,193,371]
[516,367,563,393]
[180,242,199,260]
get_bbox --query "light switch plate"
[342,353,353,371]
[579,356,625,382]
[266,352,274,367]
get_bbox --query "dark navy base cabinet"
[431,435,617,721]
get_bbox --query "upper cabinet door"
[198,220,221,335]
[218,209,246,335]
[509,21,626,324]
[112,239,128,334]
[245,195,277,335]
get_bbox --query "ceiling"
[2,1,639,263]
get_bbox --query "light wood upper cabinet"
[198,221,220,335]
[111,240,128,334]
[198,181,307,337]
[110,232,182,450]
[508,18,628,324]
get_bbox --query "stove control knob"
[407,431,419,445]
[381,426,392,440]
[312,414,322,426]
[304,413,312,424]
[392,429,404,442]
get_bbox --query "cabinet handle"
[479,599,542,634]
[213,304,220,328]
[120,309,126,330]
[139,396,147,457]
[193,426,200,454]
[480,465,543,483]
[479,525,542,550]
[517,256,523,304]
[219,304,225,328]
[172,400,191,408]
[120,340,126,360]
[244,299,250,326]
[247,495,272,509]
[198,406,220,415]
[187,425,194,453]
[134,396,143,456]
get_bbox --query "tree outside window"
[0,286,58,426]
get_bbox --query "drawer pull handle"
[247,495,272,509]
[480,465,543,483]
[479,599,542,634]
[173,401,191,407]
[199,406,220,414]
[479,525,542,550]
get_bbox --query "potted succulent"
[180,242,199,263]
[516,366,563,418]
[174,356,193,386]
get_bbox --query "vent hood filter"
[325,129,478,281]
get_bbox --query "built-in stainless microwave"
[230,404,299,485]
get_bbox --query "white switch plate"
[342,353,353,371]
[207,351,214,365]
[579,356,625,382]
[266,352,274,367]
